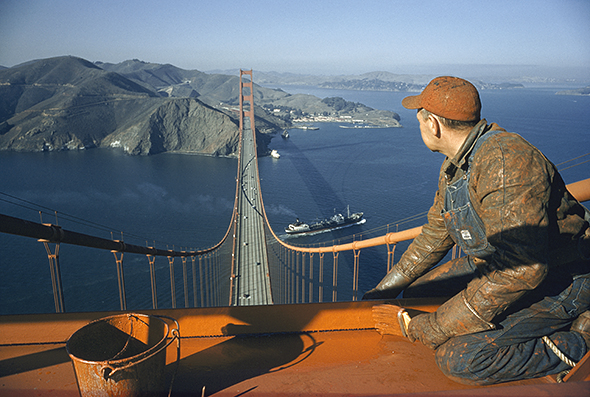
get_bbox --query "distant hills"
[3,57,546,157]
[212,69,526,91]
[252,70,431,90]
[0,56,403,155]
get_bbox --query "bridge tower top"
[239,69,255,135]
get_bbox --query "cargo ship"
[285,206,364,235]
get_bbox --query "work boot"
[571,310,590,349]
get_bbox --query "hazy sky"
[1,0,589,79]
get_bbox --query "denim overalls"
[441,129,502,259]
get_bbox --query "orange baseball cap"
[402,76,481,122]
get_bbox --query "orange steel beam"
[278,226,423,254]
[2,301,587,396]
[568,177,590,203]
[0,299,443,345]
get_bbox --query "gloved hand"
[362,286,405,300]
[406,312,450,350]
[362,266,413,300]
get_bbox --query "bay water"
[1,85,589,314]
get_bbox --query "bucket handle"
[100,315,180,382]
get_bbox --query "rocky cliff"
[101,98,241,155]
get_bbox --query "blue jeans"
[435,273,590,385]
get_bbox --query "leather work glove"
[406,312,450,350]
[362,266,413,300]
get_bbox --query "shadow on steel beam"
[170,331,321,395]
[0,346,69,378]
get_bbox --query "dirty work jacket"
[396,119,589,330]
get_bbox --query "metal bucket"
[66,313,179,397]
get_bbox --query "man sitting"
[364,76,590,384]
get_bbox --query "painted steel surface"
[2,301,588,396]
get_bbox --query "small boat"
[271,150,280,159]
[285,206,364,235]
[282,130,289,139]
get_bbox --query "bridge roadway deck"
[232,117,273,306]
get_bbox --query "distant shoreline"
[555,87,590,96]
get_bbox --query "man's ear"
[427,114,441,138]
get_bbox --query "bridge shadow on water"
[274,139,393,297]
[286,140,347,218]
